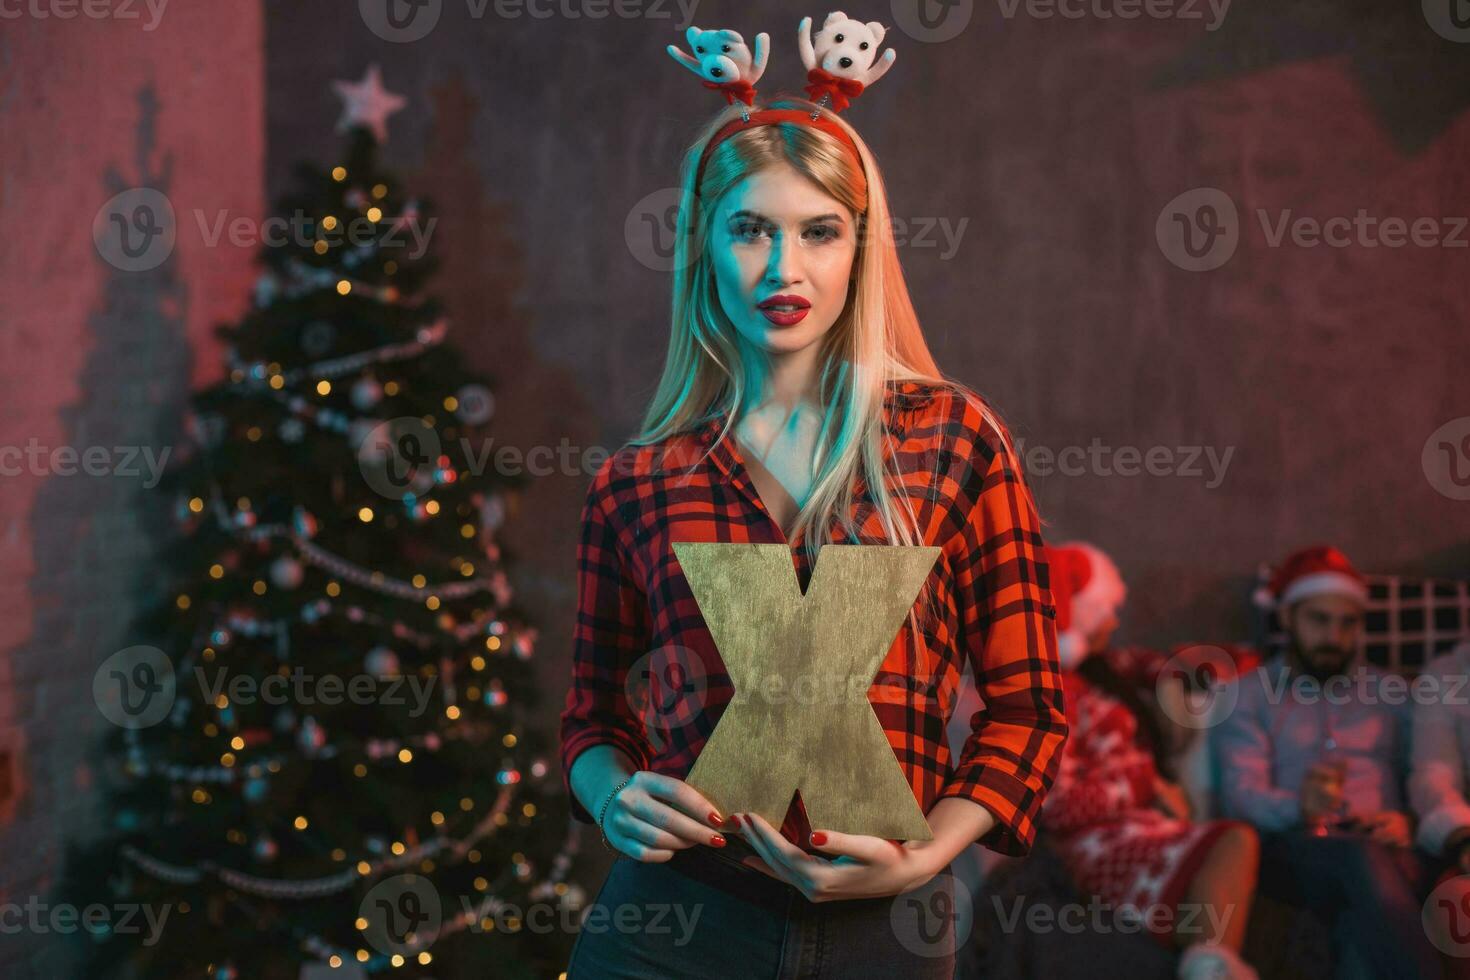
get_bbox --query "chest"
[737,440,809,539]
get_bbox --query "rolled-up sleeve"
[558,463,654,824]
[935,415,1067,856]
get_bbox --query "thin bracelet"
[597,774,634,852]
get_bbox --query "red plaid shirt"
[558,379,1066,855]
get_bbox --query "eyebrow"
[727,210,846,224]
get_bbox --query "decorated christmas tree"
[63,66,583,980]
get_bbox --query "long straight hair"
[633,95,1043,634]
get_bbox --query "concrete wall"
[262,2,1469,672]
[0,3,264,975]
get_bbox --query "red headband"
[694,107,863,190]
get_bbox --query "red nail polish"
[810,831,828,846]
[710,834,726,847]
[709,811,723,827]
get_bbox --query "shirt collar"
[658,381,924,477]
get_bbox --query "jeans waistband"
[663,835,802,910]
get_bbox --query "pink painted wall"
[0,4,264,974]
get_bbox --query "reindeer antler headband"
[666,12,898,188]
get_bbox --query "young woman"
[557,92,1068,977]
[1039,542,1260,980]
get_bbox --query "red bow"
[804,68,866,111]
[703,79,757,106]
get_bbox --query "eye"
[834,33,844,42]
[734,220,770,241]
[804,224,840,243]
[695,45,704,53]
[859,41,869,50]
[722,44,731,52]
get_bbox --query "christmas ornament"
[300,319,336,356]
[454,384,494,424]
[350,376,383,411]
[297,716,326,756]
[331,64,407,144]
[673,542,939,841]
[365,646,400,678]
[480,493,505,531]
[291,505,319,539]
[270,556,304,590]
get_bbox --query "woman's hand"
[728,811,946,902]
[601,771,729,862]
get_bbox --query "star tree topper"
[332,64,407,144]
[673,542,940,841]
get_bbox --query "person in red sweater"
[1039,542,1260,980]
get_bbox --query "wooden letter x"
[672,542,940,841]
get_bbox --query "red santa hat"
[1044,541,1127,670]
[1253,544,1368,610]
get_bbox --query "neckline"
[727,431,805,547]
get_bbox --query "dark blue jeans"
[1257,830,1440,980]
[566,836,958,979]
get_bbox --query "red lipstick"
[757,293,811,326]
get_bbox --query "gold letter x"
[672,542,940,841]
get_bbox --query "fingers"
[739,812,812,865]
[739,851,781,880]
[639,772,726,839]
[805,827,885,862]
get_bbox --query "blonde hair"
[633,95,1042,631]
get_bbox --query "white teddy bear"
[666,26,770,106]
[798,11,896,110]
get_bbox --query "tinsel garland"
[229,319,448,388]
[295,824,583,974]
[222,511,495,601]
[119,784,516,900]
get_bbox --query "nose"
[838,56,852,69]
[711,66,724,78]
[765,233,801,286]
